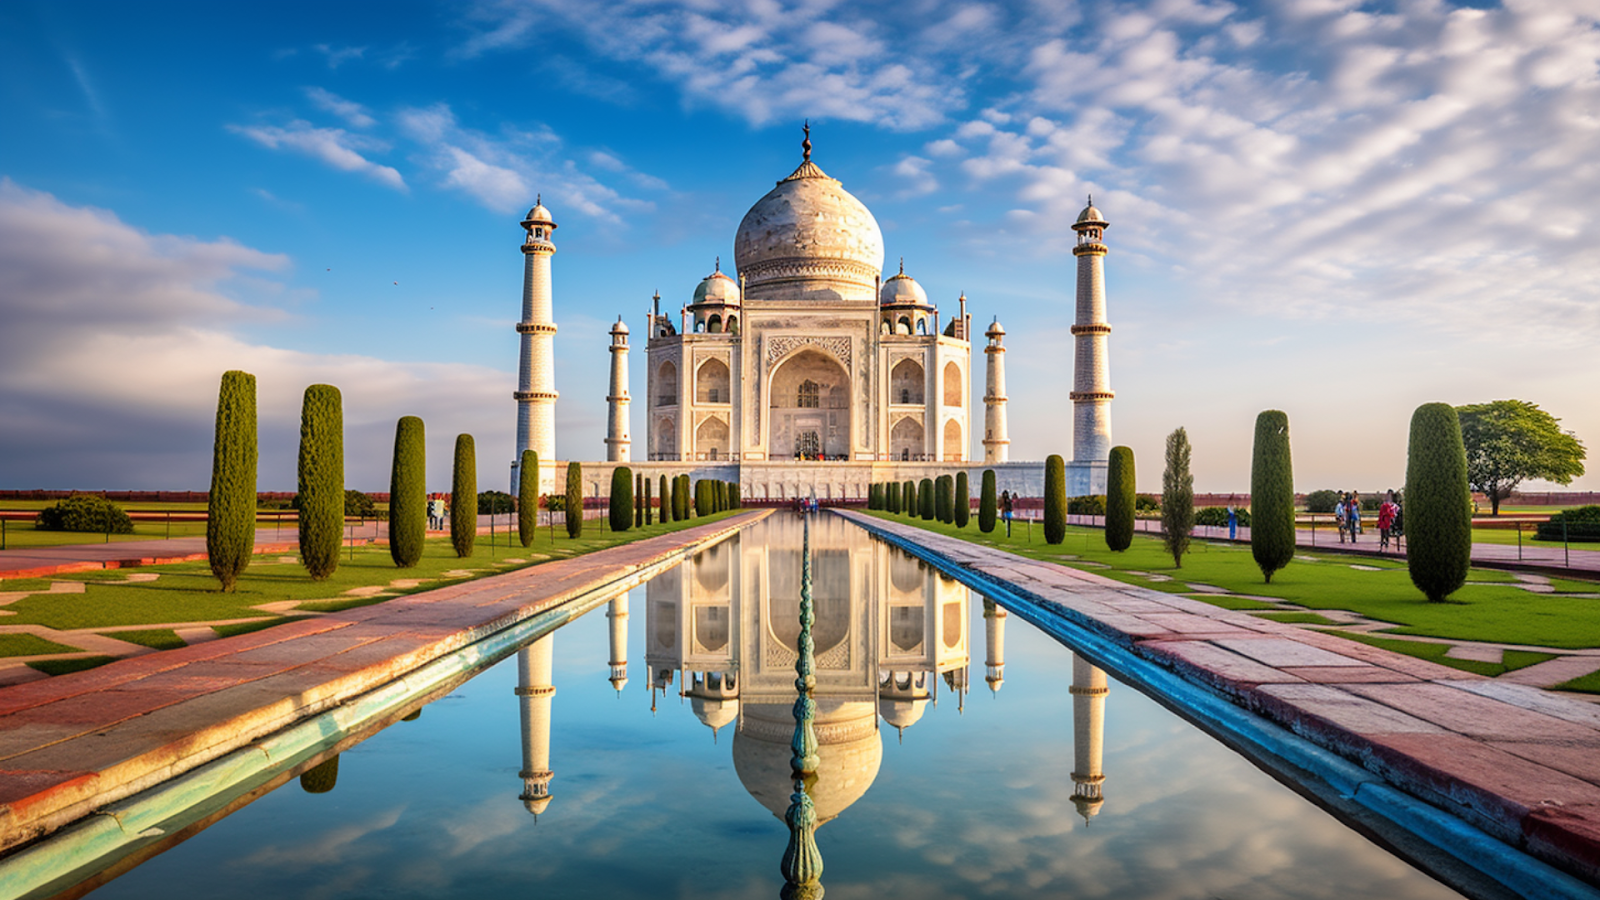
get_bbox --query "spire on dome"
[715,256,721,273]
[802,120,811,163]
[779,120,833,183]
[898,257,904,276]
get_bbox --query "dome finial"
[802,120,811,162]
[898,257,904,276]
[537,192,542,206]
[715,256,721,273]
[1086,193,1091,206]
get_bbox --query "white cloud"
[0,181,512,490]
[305,87,376,128]
[312,43,367,69]
[230,120,406,191]
[892,155,938,197]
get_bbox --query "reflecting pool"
[42,514,1465,899]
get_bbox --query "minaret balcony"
[516,322,558,334]
[1069,323,1111,336]
[1068,390,1115,402]
[1071,243,1107,257]
[514,390,559,402]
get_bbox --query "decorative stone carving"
[766,335,852,372]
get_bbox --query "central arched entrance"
[769,348,851,459]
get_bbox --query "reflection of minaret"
[983,599,1006,693]
[1070,652,1108,822]
[607,596,629,692]
[516,635,556,815]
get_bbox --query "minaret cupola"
[878,259,936,335]
[688,258,742,334]
[521,195,557,247]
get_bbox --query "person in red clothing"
[1377,491,1399,551]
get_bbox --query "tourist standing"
[1001,490,1014,537]
[1226,505,1238,541]
[1378,491,1398,551]
[1335,493,1348,543]
[1347,493,1362,543]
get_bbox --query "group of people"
[1333,490,1403,551]
[426,493,449,531]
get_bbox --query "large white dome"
[733,158,884,301]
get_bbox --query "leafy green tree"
[1161,428,1194,567]
[1250,411,1295,582]
[451,434,476,557]
[1304,489,1339,513]
[1105,446,1135,552]
[477,490,514,514]
[566,462,584,538]
[388,416,425,567]
[34,495,133,533]
[1407,403,1473,602]
[208,370,257,592]
[935,475,954,523]
[610,467,634,531]
[296,384,344,580]
[979,470,997,533]
[1456,400,1586,515]
[954,472,970,528]
[919,478,935,520]
[1044,455,1066,544]
[518,450,539,547]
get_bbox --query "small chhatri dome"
[1074,195,1108,228]
[524,193,555,227]
[986,316,1005,337]
[610,315,629,335]
[693,259,742,305]
[879,259,930,307]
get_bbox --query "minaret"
[983,599,1007,693]
[606,317,631,462]
[607,595,629,692]
[1070,198,1113,463]
[983,317,1009,464]
[515,198,558,471]
[1069,652,1108,822]
[516,634,556,815]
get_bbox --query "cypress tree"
[635,474,644,527]
[979,469,997,533]
[297,384,344,580]
[919,477,935,520]
[1044,454,1067,544]
[905,480,918,517]
[669,474,682,521]
[518,450,539,547]
[694,479,710,517]
[1251,411,1296,582]
[207,370,257,592]
[389,416,425,567]
[451,434,476,557]
[565,461,584,538]
[730,481,741,509]
[1406,402,1473,602]
[644,474,654,526]
[299,755,339,794]
[935,474,954,523]
[610,467,634,532]
[1105,446,1135,552]
[886,481,901,514]
[683,475,693,517]
[659,475,669,523]
[1161,427,1195,567]
[955,471,970,528]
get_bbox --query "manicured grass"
[1326,631,1556,678]
[101,628,187,651]
[1251,611,1339,625]
[213,618,291,638]
[0,633,81,657]
[1554,671,1600,695]
[867,512,1600,649]
[2,511,742,632]
[28,655,118,676]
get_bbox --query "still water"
[62,514,1463,899]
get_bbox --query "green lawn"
[1250,611,1340,626]
[1554,671,1600,695]
[1,511,742,631]
[1327,631,1556,678]
[865,511,1600,649]
[101,628,187,651]
[0,633,82,657]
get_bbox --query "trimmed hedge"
[905,480,918,518]
[610,467,633,532]
[954,471,970,528]
[1537,506,1600,542]
[478,490,514,514]
[935,474,953,523]
[1251,410,1295,583]
[1068,495,1106,516]
[887,481,901,514]
[389,416,425,567]
[208,370,257,592]
[518,450,539,547]
[1161,427,1194,567]
[1406,402,1472,602]
[566,462,584,537]
[451,435,476,557]
[297,384,344,581]
[694,479,710,517]
[979,470,997,533]
[1304,489,1340,513]
[919,478,935,520]
[1044,455,1066,544]
[34,495,133,533]
[1195,506,1252,527]
[1105,446,1134,552]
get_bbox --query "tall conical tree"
[389,416,425,567]
[644,474,654,525]
[1105,446,1135,552]
[635,473,644,527]
[208,370,257,592]
[1044,455,1067,544]
[659,474,668,523]
[451,434,476,557]
[680,475,692,518]
[610,467,634,532]
[299,755,339,795]
[904,480,918,517]
[1251,411,1296,582]
[518,450,539,547]
[297,384,344,580]
[1162,427,1195,567]
[566,462,584,538]
[1406,403,1473,602]
[919,478,935,520]
[935,475,954,523]
[886,481,901,514]
[979,469,997,533]
[955,471,970,528]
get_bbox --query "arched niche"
[890,416,924,461]
[656,360,678,406]
[890,358,924,405]
[943,418,963,461]
[769,348,851,459]
[697,358,730,404]
[654,416,677,458]
[696,416,730,460]
[942,361,962,407]
[707,313,723,333]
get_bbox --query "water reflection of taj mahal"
[512,516,1113,828]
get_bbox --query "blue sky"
[1,0,1596,493]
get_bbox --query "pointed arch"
[890,416,924,460]
[890,358,924,405]
[943,361,962,406]
[656,360,678,407]
[696,358,730,404]
[943,418,963,461]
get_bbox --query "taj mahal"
[510,127,1116,501]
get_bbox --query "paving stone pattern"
[838,510,1600,888]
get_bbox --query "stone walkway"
[839,510,1600,889]
[0,510,767,855]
